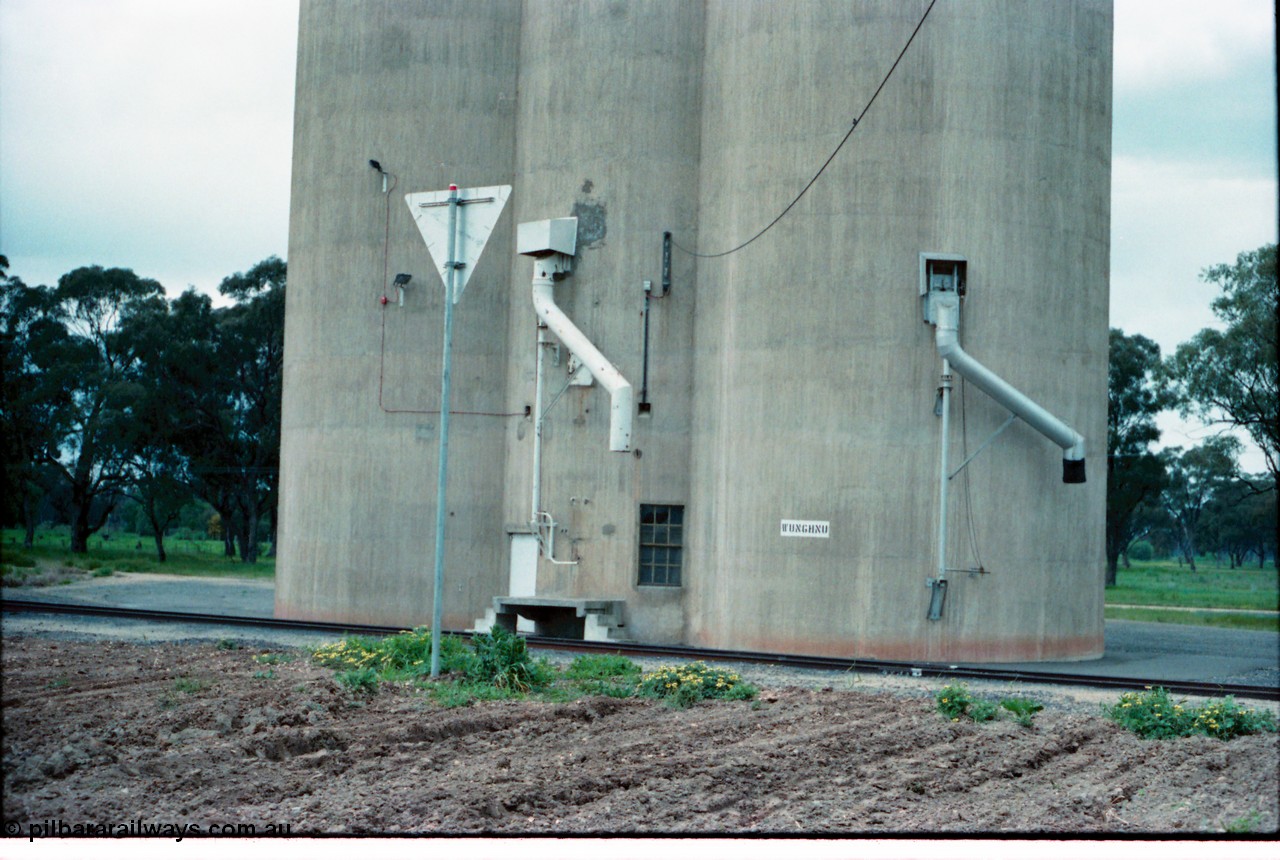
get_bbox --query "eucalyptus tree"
[30,267,166,551]
[0,274,67,546]
[154,259,286,563]
[1105,328,1170,585]
[116,296,198,562]
[213,256,285,562]
[1202,474,1275,568]
[1160,437,1241,572]
[1167,244,1278,558]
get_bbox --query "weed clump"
[335,667,379,695]
[1106,687,1277,740]
[637,661,757,708]
[172,677,208,694]
[467,627,551,691]
[936,683,975,721]
[1000,696,1044,727]
[312,626,547,696]
[253,652,296,666]
[936,684,1044,727]
[312,627,469,677]
[968,700,999,722]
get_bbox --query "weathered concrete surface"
[498,0,705,644]
[684,0,1110,661]
[279,0,1111,660]
[278,0,523,630]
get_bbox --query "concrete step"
[473,596,628,642]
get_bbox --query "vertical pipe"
[429,185,459,678]
[532,322,547,525]
[640,292,652,407]
[936,358,952,587]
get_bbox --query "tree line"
[1107,243,1278,583]
[1,255,284,563]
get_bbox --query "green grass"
[564,653,643,697]
[564,653,642,681]
[421,679,528,708]
[1105,606,1278,632]
[1106,558,1277,612]
[1223,810,1266,834]
[2,528,274,579]
[172,677,209,694]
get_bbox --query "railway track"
[4,597,1278,702]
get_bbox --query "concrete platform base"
[472,597,628,642]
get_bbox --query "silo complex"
[279,0,1112,661]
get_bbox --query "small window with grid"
[638,504,684,586]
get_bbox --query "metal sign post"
[406,184,511,677]
[428,185,459,677]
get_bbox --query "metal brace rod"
[539,372,575,422]
[948,413,1018,480]
[418,197,496,208]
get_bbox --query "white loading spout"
[531,274,633,451]
[519,217,632,453]
[932,291,1086,483]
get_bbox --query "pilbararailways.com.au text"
[5,818,292,840]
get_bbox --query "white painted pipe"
[936,357,953,588]
[932,292,1085,482]
[531,323,547,524]
[529,324,578,565]
[531,271,633,452]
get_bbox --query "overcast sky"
[1,0,1276,464]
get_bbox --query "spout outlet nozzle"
[1063,458,1086,484]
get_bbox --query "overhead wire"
[669,0,938,260]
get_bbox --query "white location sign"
[781,519,830,538]
[406,184,511,302]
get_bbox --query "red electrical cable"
[373,174,523,418]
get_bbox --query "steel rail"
[4,598,1277,702]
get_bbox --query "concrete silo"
[279,0,1111,662]
[277,0,523,628]
[683,0,1110,661]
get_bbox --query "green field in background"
[1104,606,1278,633]
[2,528,274,580]
[1106,558,1277,611]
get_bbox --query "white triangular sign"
[405,184,511,302]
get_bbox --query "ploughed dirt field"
[3,636,1278,836]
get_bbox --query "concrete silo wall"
[277,0,522,628]
[686,0,1110,660]
[279,0,1111,661]
[498,1,705,643]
